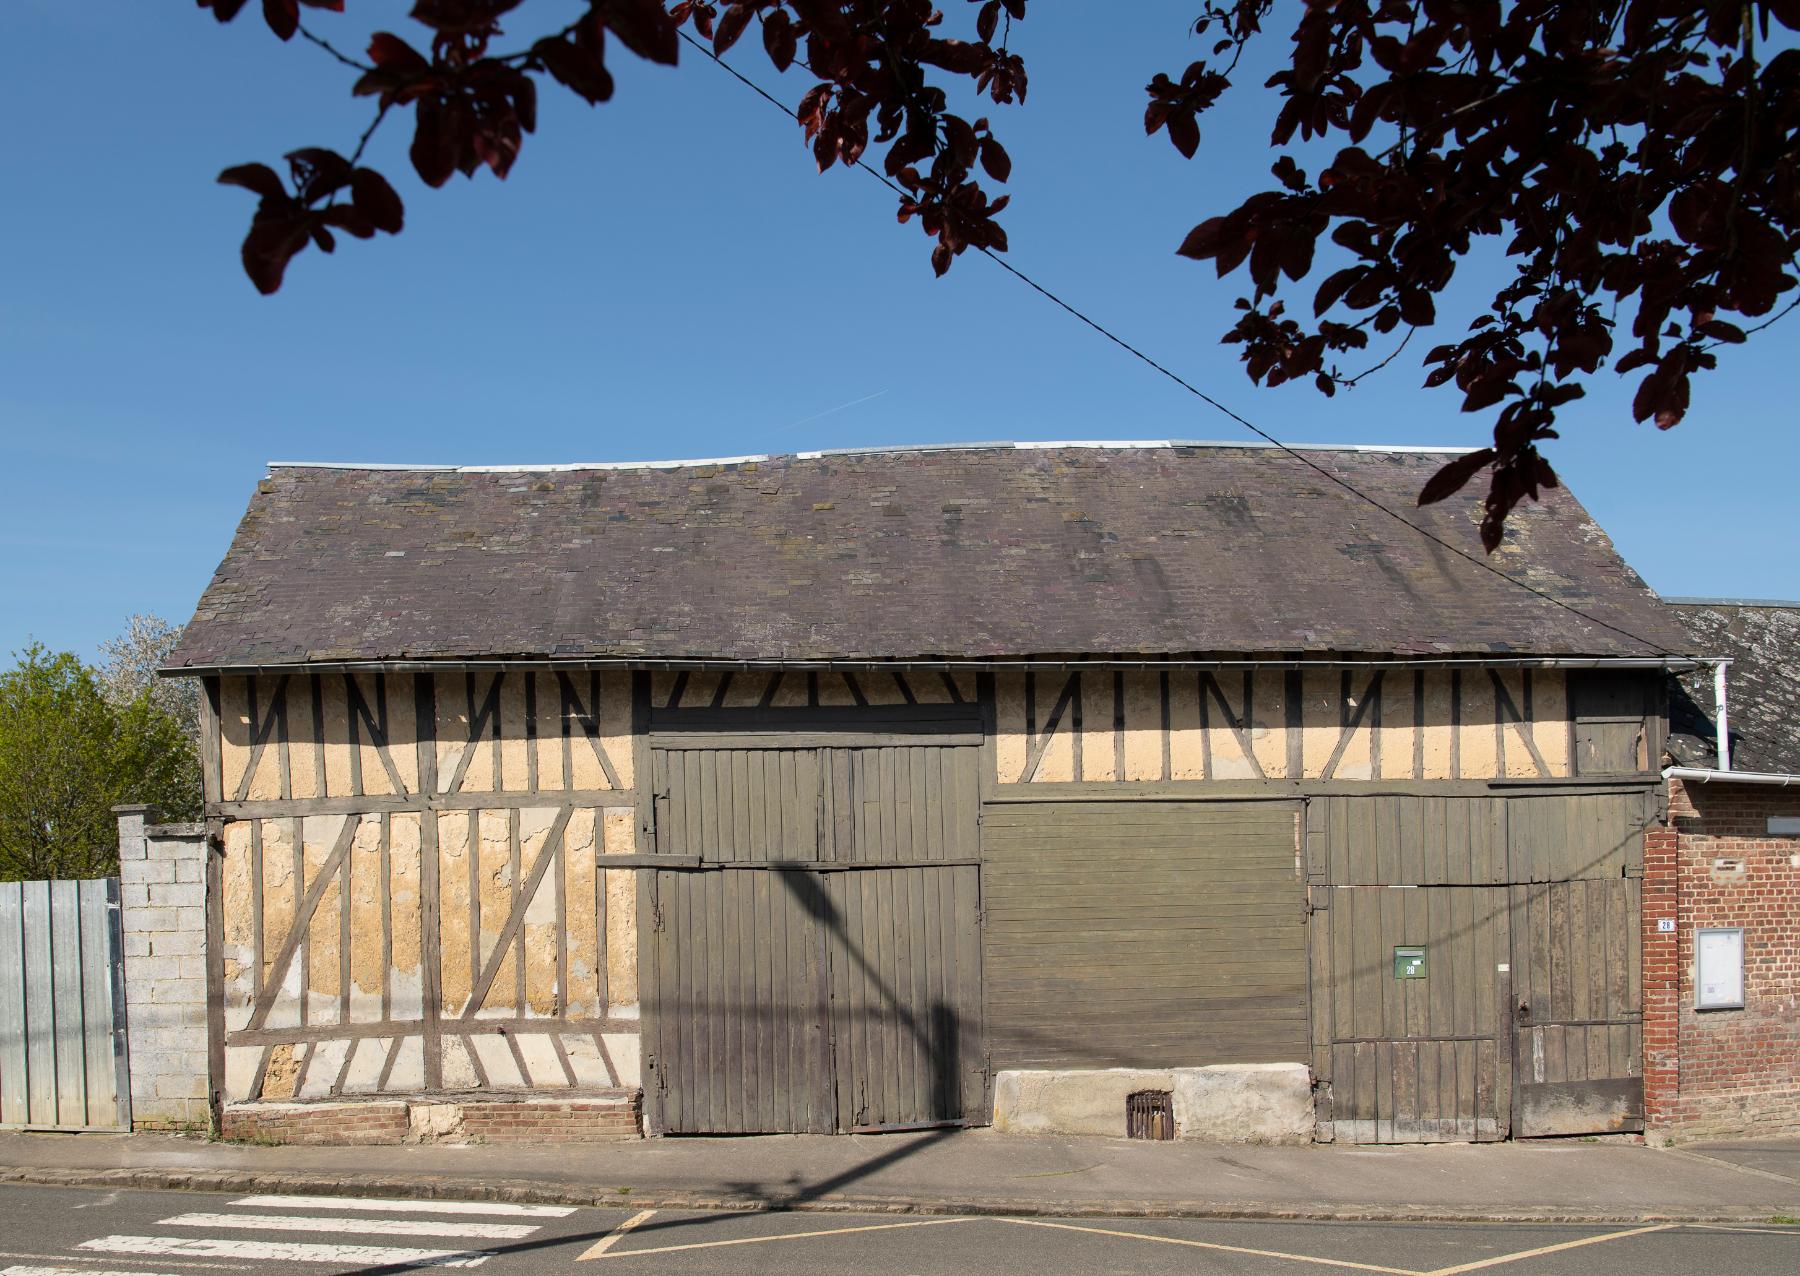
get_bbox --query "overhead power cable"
[676,28,1680,659]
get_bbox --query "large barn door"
[643,707,985,1134]
[1310,792,1648,1142]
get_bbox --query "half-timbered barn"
[163,442,1695,1144]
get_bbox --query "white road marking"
[77,1236,492,1268]
[228,1196,575,1219]
[1422,1224,1677,1276]
[997,1218,1419,1275]
[575,1211,657,1261]
[157,1214,536,1241]
[0,1254,248,1271]
[4,1266,194,1276]
[581,1217,972,1260]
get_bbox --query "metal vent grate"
[1126,1090,1175,1140]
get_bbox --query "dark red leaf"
[367,32,429,74]
[197,0,252,21]
[604,0,680,65]
[713,2,752,54]
[1166,111,1200,159]
[410,97,457,188]
[1176,217,1225,260]
[977,0,1000,43]
[351,168,404,234]
[761,9,796,71]
[217,162,287,201]
[260,0,298,40]
[978,136,1011,183]
[1417,448,1496,506]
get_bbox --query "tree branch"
[298,22,372,73]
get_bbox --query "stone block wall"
[1643,778,1800,1141]
[115,806,212,1130]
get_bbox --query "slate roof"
[165,443,1694,669]
[1665,600,1800,774]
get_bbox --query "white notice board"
[1695,927,1744,1010]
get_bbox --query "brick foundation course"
[1644,778,1800,1141]
[222,1101,411,1146]
[221,1093,642,1146]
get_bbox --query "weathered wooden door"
[1506,793,1645,1137]
[645,867,834,1133]
[1509,878,1644,1136]
[823,864,984,1129]
[642,707,985,1134]
[1309,791,1648,1143]
[1314,884,1513,1143]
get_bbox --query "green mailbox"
[1393,946,1427,979]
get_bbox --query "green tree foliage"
[0,644,201,881]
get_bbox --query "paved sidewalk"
[0,1129,1796,1224]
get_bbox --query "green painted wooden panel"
[982,801,1306,1070]
[1313,791,1652,886]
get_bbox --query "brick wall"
[220,1094,641,1145]
[221,1101,410,1146]
[115,806,212,1131]
[1643,778,1800,1141]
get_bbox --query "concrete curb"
[0,1165,1793,1226]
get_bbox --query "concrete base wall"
[993,1064,1313,1144]
[222,1092,643,1146]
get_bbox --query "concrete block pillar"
[114,806,212,1131]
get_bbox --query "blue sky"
[5,2,1796,662]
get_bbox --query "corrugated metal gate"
[642,706,986,1133]
[0,878,131,1131]
[1310,792,1648,1142]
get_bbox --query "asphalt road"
[0,1184,1794,1276]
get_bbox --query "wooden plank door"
[818,741,985,1130]
[1317,884,1513,1143]
[644,867,833,1133]
[823,864,985,1130]
[646,725,987,1134]
[652,746,821,863]
[1509,878,1644,1136]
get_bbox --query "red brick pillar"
[1641,810,1681,1135]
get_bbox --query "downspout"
[1714,659,1732,772]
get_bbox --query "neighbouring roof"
[1665,600,1800,775]
[165,442,1693,669]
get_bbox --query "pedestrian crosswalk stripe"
[228,1196,574,1219]
[0,1254,247,1272]
[78,1237,493,1268]
[4,1265,195,1276]
[158,1214,536,1241]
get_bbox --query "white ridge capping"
[267,438,1478,475]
